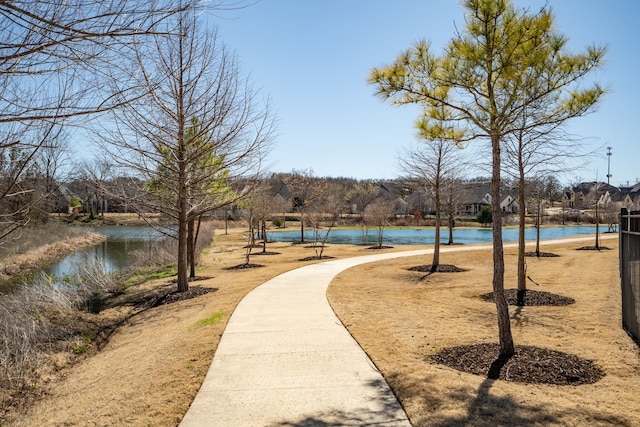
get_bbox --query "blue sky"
[208,1,638,186]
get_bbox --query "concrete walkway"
[180,235,614,426]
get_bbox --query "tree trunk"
[595,197,600,250]
[188,218,196,278]
[224,208,229,235]
[516,170,527,304]
[432,180,441,272]
[535,202,541,256]
[447,185,454,245]
[177,197,189,292]
[491,134,515,358]
[175,19,189,293]
[245,217,253,265]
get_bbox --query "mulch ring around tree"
[299,255,335,261]
[224,263,264,270]
[525,251,559,257]
[480,289,575,306]
[151,285,217,307]
[408,264,467,273]
[577,246,612,251]
[432,343,604,385]
[366,245,394,250]
[251,251,281,256]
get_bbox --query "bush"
[476,206,492,226]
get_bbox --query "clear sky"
[207,1,639,186]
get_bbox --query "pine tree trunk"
[491,134,515,358]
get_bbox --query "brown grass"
[5,230,638,427]
[328,234,640,426]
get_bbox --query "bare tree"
[364,198,395,248]
[284,169,316,243]
[248,182,284,254]
[503,100,595,300]
[346,181,379,244]
[306,181,347,259]
[400,119,464,272]
[97,8,274,292]
[0,0,196,242]
[0,122,67,240]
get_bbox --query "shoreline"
[0,231,107,286]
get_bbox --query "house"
[459,183,519,217]
[570,182,619,209]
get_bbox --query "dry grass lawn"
[328,233,640,426]
[6,229,638,427]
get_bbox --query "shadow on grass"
[383,371,632,427]
[267,378,409,427]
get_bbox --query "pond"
[269,225,603,246]
[46,226,168,277]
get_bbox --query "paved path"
[180,235,614,426]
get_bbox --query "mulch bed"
[432,343,604,385]
[525,251,559,257]
[299,255,335,261]
[224,263,264,270]
[408,264,466,273]
[250,251,281,256]
[480,289,575,306]
[577,246,611,251]
[366,245,394,250]
[150,286,217,307]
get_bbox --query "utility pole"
[606,146,612,185]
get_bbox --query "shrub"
[476,206,492,226]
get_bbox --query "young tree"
[347,181,380,244]
[527,175,563,257]
[502,95,592,299]
[400,117,464,272]
[306,181,347,259]
[443,176,465,245]
[364,198,395,248]
[284,169,316,243]
[369,0,605,357]
[98,9,274,292]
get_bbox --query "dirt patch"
[432,343,604,385]
[480,289,576,306]
[408,264,466,273]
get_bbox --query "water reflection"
[46,226,168,277]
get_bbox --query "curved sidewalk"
[180,235,613,426]
[179,249,431,426]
